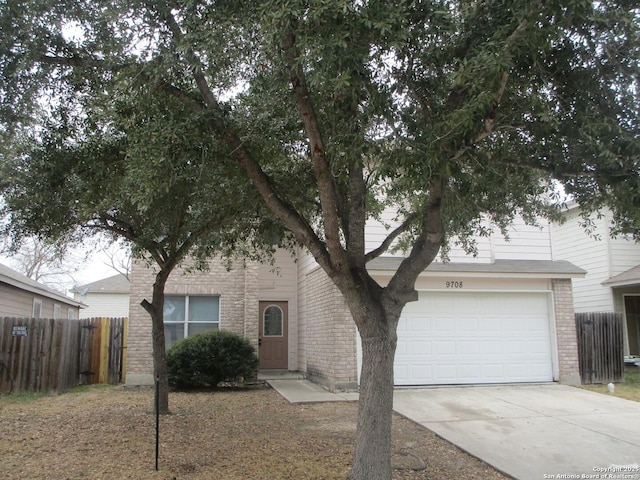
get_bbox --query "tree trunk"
[150,307,169,414]
[141,269,171,414]
[347,308,399,480]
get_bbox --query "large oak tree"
[1,1,639,478]
[0,82,283,413]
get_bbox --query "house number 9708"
[445,281,463,288]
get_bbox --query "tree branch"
[364,213,419,263]
[150,5,333,272]
[94,214,139,241]
[140,298,155,316]
[91,214,167,267]
[281,30,349,273]
[38,54,107,69]
[387,178,445,301]
[410,13,534,165]
[346,160,367,265]
[156,82,206,112]
[37,54,134,74]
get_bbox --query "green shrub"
[166,330,259,389]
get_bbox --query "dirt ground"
[0,385,509,480]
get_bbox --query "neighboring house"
[127,216,585,389]
[551,205,640,358]
[71,274,130,319]
[0,262,84,319]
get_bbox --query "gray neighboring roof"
[71,274,130,295]
[367,258,586,277]
[0,262,85,307]
[602,264,640,287]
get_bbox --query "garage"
[394,291,554,385]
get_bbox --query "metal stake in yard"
[155,375,160,471]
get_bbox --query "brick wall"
[244,260,260,347]
[552,278,581,385]
[302,268,358,391]
[126,258,252,385]
[256,249,298,369]
[127,252,582,388]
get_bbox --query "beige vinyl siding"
[551,209,613,312]
[366,209,494,263]
[442,235,493,263]
[0,283,39,317]
[491,218,553,261]
[0,283,79,319]
[609,235,640,277]
[367,209,553,264]
[257,249,297,297]
[77,293,130,319]
[364,208,407,255]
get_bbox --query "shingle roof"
[602,264,640,287]
[71,274,130,295]
[0,262,85,307]
[367,258,586,277]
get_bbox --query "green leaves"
[1,0,639,265]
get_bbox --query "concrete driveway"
[393,384,640,480]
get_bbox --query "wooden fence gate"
[575,312,624,384]
[0,317,128,393]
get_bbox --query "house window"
[263,305,283,336]
[163,295,220,349]
[53,304,61,319]
[32,299,42,319]
[67,309,76,319]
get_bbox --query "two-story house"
[551,205,640,359]
[126,215,585,389]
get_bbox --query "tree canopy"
[0,57,286,414]
[1,1,639,478]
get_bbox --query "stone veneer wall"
[552,278,581,385]
[126,258,257,385]
[302,267,358,391]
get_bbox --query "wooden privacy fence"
[575,312,624,384]
[0,317,128,394]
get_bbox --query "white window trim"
[164,295,221,346]
[53,304,61,319]
[32,298,42,319]
[263,304,284,338]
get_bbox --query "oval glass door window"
[264,305,283,336]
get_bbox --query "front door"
[259,301,288,369]
[624,295,640,356]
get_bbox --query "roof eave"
[368,269,585,279]
[367,258,586,279]
[1,276,85,308]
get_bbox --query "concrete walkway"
[266,379,359,403]
[268,379,640,480]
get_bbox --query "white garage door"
[394,291,554,385]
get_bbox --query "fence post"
[98,317,110,384]
[121,318,129,385]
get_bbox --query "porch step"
[257,370,306,381]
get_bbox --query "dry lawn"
[0,384,509,480]
[579,366,640,402]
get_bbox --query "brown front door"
[625,295,640,356]
[259,301,288,369]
